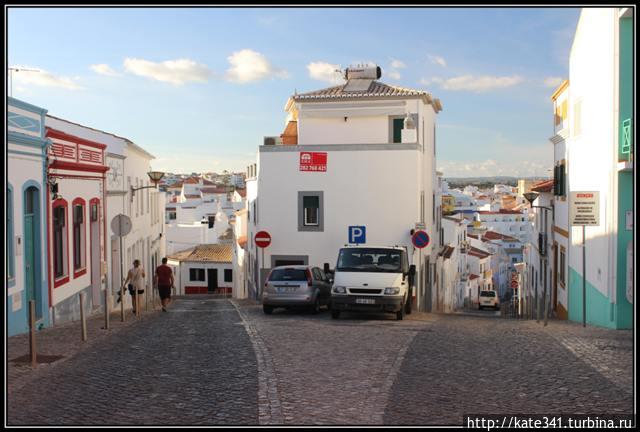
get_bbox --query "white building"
[472,209,532,244]
[523,180,554,319]
[244,65,443,312]
[46,115,166,315]
[167,244,233,295]
[558,7,633,329]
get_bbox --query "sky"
[8,7,581,177]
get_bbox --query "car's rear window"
[269,269,307,281]
[480,291,496,297]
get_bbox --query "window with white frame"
[298,192,323,232]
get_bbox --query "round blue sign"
[412,230,430,249]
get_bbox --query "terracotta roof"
[483,231,520,243]
[292,80,442,112]
[184,194,201,199]
[201,187,228,194]
[235,189,246,198]
[469,273,480,280]
[202,179,215,185]
[168,182,183,189]
[440,245,455,259]
[167,244,233,263]
[531,179,554,193]
[184,177,200,184]
[468,246,491,259]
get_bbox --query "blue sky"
[8,7,581,177]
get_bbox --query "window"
[53,201,68,280]
[392,118,404,143]
[559,246,566,288]
[73,201,86,273]
[7,188,14,281]
[208,215,216,229]
[303,196,319,225]
[298,192,323,232]
[168,211,176,220]
[224,269,233,282]
[190,268,205,281]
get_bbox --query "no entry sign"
[412,230,430,249]
[255,231,271,248]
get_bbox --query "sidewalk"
[7,299,162,396]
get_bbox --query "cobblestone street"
[7,296,634,426]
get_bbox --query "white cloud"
[437,158,550,178]
[387,70,401,81]
[307,61,343,84]
[225,49,289,83]
[90,63,120,77]
[10,65,83,90]
[423,74,524,92]
[428,55,447,67]
[390,59,406,69]
[123,58,212,85]
[543,76,564,88]
[152,154,254,174]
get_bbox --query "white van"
[327,246,415,321]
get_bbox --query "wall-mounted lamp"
[131,171,165,202]
[48,177,62,201]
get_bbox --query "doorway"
[207,269,218,293]
[24,186,41,319]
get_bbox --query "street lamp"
[130,171,165,202]
[523,191,553,326]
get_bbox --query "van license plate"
[356,298,375,305]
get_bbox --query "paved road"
[8,297,258,426]
[7,297,634,426]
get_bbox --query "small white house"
[167,244,234,295]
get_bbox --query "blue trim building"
[7,97,51,336]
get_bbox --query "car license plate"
[277,287,296,293]
[356,298,375,305]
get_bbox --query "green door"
[24,187,40,319]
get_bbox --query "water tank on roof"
[345,65,382,80]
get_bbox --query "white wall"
[568,8,617,300]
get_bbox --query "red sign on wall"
[299,152,327,172]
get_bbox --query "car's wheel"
[331,310,340,319]
[312,297,320,314]
[263,305,273,315]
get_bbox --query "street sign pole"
[120,220,125,322]
[583,226,586,327]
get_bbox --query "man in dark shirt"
[155,258,174,312]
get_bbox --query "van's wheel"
[263,305,273,315]
[405,290,413,315]
[331,310,340,319]
[396,301,406,321]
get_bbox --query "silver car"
[262,265,332,314]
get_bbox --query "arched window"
[72,198,87,277]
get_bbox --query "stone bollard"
[29,300,37,367]
[79,292,87,341]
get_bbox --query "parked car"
[329,246,415,321]
[262,265,332,314]
[479,290,500,310]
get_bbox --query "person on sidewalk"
[124,259,145,315]
[155,258,174,312]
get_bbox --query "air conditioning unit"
[263,136,282,146]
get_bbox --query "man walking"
[155,258,174,312]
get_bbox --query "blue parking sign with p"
[349,226,366,244]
